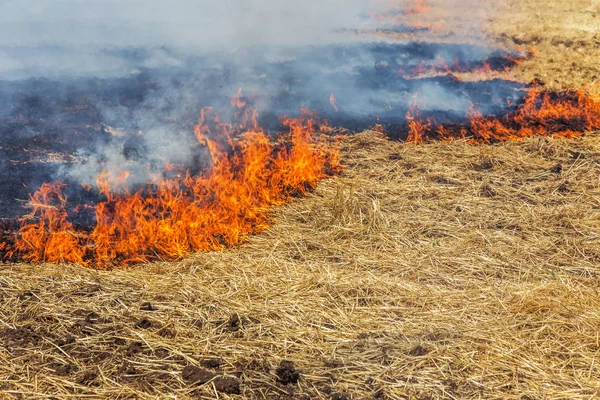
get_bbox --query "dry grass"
[491,0,600,89]
[2,132,599,399]
[2,0,600,399]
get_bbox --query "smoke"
[0,0,379,47]
[0,0,525,195]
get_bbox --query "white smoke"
[0,0,522,191]
[0,0,381,47]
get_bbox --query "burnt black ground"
[0,41,526,223]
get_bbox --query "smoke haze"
[0,0,526,200]
[0,0,378,47]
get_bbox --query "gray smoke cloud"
[0,0,524,192]
[0,0,385,79]
[0,0,380,46]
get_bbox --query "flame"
[407,0,429,15]
[330,94,340,112]
[370,0,432,30]
[9,93,341,267]
[406,98,430,144]
[14,182,86,264]
[398,52,533,79]
[401,87,600,143]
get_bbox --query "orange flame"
[401,87,600,143]
[10,93,341,267]
[407,0,429,15]
[14,182,86,265]
[406,107,430,144]
[399,52,532,79]
[406,93,431,144]
[330,94,339,112]
[465,89,600,142]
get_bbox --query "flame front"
[404,87,600,143]
[11,96,341,267]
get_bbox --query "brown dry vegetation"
[1,1,600,399]
[491,0,600,89]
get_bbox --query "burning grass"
[396,50,533,79]
[3,85,600,267]
[405,87,600,143]
[3,97,340,267]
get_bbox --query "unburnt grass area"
[491,0,600,89]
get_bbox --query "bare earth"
[1,1,599,399]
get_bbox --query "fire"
[7,93,341,267]
[406,97,430,144]
[14,182,86,265]
[2,2,600,269]
[330,94,339,112]
[402,87,600,143]
[398,51,533,79]
[407,0,429,15]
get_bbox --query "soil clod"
[331,392,350,400]
[182,366,216,385]
[74,319,95,333]
[276,360,300,385]
[480,184,497,198]
[201,358,223,369]
[408,345,431,357]
[558,182,571,192]
[57,335,75,347]
[126,342,144,356]
[191,318,204,329]
[134,317,153,329]
[570,151,586,159]
[140,302,156,311]
[213,376,241,394]
[226,313,243,331]
[77,368,99,385]
[54,364,72,376]
[17,291,39,301]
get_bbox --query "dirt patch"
[276,360,301,385]
[134,316,154,329]
[182,366,216,385]
[1,325,41,347]
[126,342,144,356]
[17,291,40,302]
[331,392,350,400]
[77,368,99,385]
[200,358,223,369]
[140,301,157,311]
[53,364,72,376]
[56,335,75,347]
[550,163,563,174]
[213,377,241,394]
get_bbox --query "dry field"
[1,1,600,399]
